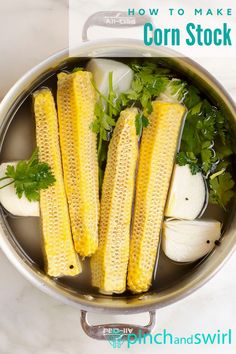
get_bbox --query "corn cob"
[91,108,139,294]
[33,88,81,277]
[127,101,186,293]
[57,71,99,257]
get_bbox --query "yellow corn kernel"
[33,88,81,277]
[57,71,99,257]
[127,101,186,293]
[91,108,139,294]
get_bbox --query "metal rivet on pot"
[84,294,94,301]
[138,294,149,300]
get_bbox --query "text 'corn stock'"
[91,108,139,294]
[33,88,81,277]
[127,101,186,293]
[57,71,99,257]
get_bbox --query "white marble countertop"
[0,1,236,353]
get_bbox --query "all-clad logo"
[104,327,133,348]
[104,13,136,26]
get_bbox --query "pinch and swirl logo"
[104,327,133,348]
[106,328,125,348]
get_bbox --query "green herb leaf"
[135,114,142,137]
[201,148,214,174]
[216,111,232,145]
[135,113,150,136]
[176,152,201,175]
[159,79,186,103]
[123,62,170,123]
[183,85,202,109]
[209,172,235,210]
[142,115,149,128]
[2,149,56,202]
[91,73,121,187]
[72,67,84,72]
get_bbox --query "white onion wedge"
[165,164,208,220]
[86,59,133,96]
[162,219,221,262]
[0,162,39,217]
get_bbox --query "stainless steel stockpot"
[0,11,236,340]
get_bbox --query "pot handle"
[82,11,151,42]
[80,310,156,341]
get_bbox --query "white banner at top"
[69,0,236,59]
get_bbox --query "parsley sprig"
[119,62,170,135]
[209,172,235,211]
[125,62,170,113]
[91,72,119,185]
[176,90,235,209]
[0,149,56,201]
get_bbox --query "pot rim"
[0,38,236,314]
